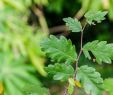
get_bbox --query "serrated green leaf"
[76,65,104,95]
[41,35,77,64]
[103,78,113,95]
[45,63,74,81]
[63,17,82,32]
[85,11,107,25]
[83,40,113,64]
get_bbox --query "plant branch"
[48,89,51,95]
[74,8,86,20]
[64,22,87,95]
[33,6,49,35]
[64,86,68,95]
[74,22,87,79]
[49,25,67,33]
[49,9,85,35]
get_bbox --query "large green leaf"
[85,11,107,25]
[83,40,113,64]
[103,78,113,95]
[41,35,77,64]
[63,17,82,32]
[45,63,74,81]
[76,65,104,95]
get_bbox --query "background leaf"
[85,11,107,25]
[103,78,113,95]
[0,53,48,95]
[23,83,48,95]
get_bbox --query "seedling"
[41,11,113,95]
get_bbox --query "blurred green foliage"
[0,4,47,76]
[80,0,113,20]
[0,52,44,95]
[0,0,49,95]
[0,0,113,95]
[103,78,113,95]
[0,0,48,11]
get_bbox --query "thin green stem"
[74,22,87,79]
[64,22,87,95]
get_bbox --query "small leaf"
[76,65,104,95]
[63,17,82,32]
[67,78,78,95]
[68,78,82,88]
[75,80,82,88]
[68,78,75,86]
[85,11,108,25]
[45,63,74,81]
[83,40,113,64]
[67,83,74,95]
[41,35,77,64]
[103,78,113,95]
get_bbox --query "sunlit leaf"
[67,83,74,95]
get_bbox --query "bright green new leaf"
[103,78,113,95]
[63,17,82,32]
[45,63,74,81]
[85,11,108,25]
[67,78,75,95]
[83,40,113,64]
[76,65,104,95]
[67,83,74,95]
[68,78,75,86]
[41,35,77,64]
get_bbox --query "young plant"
[40,10,113,95]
